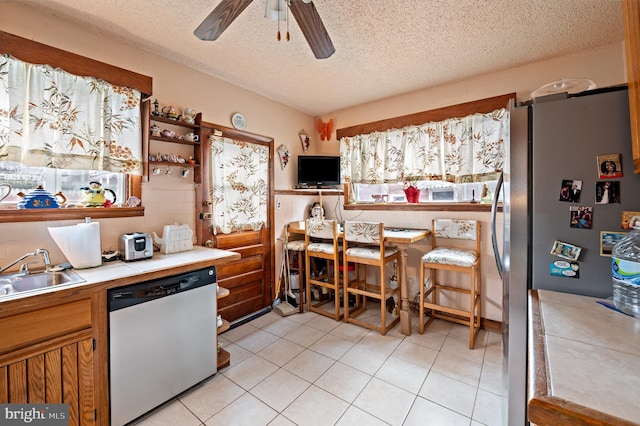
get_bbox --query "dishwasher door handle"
[179,276,201,290]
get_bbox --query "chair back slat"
[433,219,478,240]
[306,219,337,239]
[344,221,382,244]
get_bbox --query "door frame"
[196,122,276,311]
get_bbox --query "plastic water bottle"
[612,217,640,318]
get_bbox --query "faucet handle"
[19,261,38,274]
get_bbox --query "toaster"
[119,232,153,261]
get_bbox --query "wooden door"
[196,123,274,322]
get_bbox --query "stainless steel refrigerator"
[496,86,640,425]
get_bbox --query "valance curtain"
[340,108,508,184]
[0,54,142,174]
[209,135,269,233]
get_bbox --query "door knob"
[205,240,215,248]
[202,200,212,206]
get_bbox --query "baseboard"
[481,318,502,334]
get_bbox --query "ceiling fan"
[194,0,335,59]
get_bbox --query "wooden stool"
[419,219,481,349]
[343,221,401,335]
[305,219,342,321]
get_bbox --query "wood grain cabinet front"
[0,299,96,426]
[623,0,640,174]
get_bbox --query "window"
[0,31,152,221]
[0,161,125,207]
[351,179,498,204]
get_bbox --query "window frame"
[0,30,151,222]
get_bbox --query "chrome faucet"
[0,249,52,274]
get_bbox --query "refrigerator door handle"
[491,170,504,279]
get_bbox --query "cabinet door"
[0,334,95,426]
[623,0,640,174]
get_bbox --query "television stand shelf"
[275,189,344,196]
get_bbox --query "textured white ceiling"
[17,0,624,116]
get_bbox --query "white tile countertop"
[0,246,239,303]
[528,289,640,426]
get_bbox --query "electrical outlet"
[276,201,282,209]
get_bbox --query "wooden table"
[288,222,430,335]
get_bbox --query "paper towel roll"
[48,222,102,269]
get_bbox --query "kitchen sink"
[0,269,85,296]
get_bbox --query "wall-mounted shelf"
[148,109,203,183]
[149,135,200,145]
[149,161,199,168]
[275,189,344,196]
[150,113,199,130]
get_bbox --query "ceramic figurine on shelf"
[150,123,161,137]
[80,181,116,207]
[161,105,180,121]
[151,99,161,116]
[182,108,197,125]
[480,183,493,204]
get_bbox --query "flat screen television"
[297,155,341,188]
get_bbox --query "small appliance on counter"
[119,232,153,261]
[152,224,194,254]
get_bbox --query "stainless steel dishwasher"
[108,266,217,426]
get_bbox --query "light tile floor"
[131,309,504,426]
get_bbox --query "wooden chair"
[343,221,401,335]
[285,223,306,312]
[419,219,481,349]
[305,219,342,320]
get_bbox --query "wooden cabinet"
[147,110,203,183]
[216,286,231,369]
[0,298,95,426]
[623,0,640,174]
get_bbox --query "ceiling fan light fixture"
[265,0,288,21]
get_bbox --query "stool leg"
[298,250,305,313]
[334,257,340,321]
[380,263,386,335]
[419,261,425,334]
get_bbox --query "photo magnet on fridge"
[559,179,582,202]
[600,231,627,256]
[595,181,620,204]
[550,260,579,278]
[621,211,640,230]
[597,153,622,179]
[550,240,582,261]
[569,206,593,229]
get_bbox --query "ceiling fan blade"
[194,0,254,41]
[288,0,335,59]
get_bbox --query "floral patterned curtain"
[0,54,142,174]
[209,135,269,233]
[340,108,508,184]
